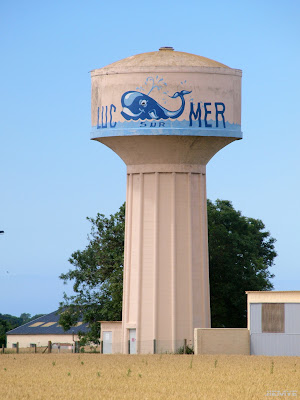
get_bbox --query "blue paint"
[146,76,166,96]
[215,103,226,128]
[140,121,165,127]
[204,103,212,128]
[94,79,240,138]
[110,104,116,128]
[91,119,242,140]
[102,106,108,128]
[97,104,117,129]
[189,103,202,127]
[189,102,227,129]
[120,90,191,121]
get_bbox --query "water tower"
[91,48,242,354]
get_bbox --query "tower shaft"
[122,165,210,353]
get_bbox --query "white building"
[6,310,89,349]
[247,291,300,356]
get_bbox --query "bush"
[176,345,194,355]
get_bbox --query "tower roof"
[91,48,236,75]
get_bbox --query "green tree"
[59,203,125,343]
[0,313,46,346]
[29,314,45,321]
[207,199,276,328]
[0,319,11,346]
[59,200,276,341]
[20,313,31,324]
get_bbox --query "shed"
[247,291,300,356]
[100,321,122,354]
[6,310,89,349]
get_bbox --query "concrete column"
[121,164,210,353]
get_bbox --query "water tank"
[91,48,242,354]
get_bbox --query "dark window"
[262,303,285,333]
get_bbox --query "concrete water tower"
[91,48,242,354]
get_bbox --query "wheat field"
[0,353,299,399]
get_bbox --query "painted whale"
[121,90,191,121]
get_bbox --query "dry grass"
[0,353,299,399]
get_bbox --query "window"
[262,303,285,333]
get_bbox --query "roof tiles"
[6,310,89,335]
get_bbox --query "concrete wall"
[100,322,122,353]
[251,333,300,356]
[194,328,250,355]
[7,334,78,348]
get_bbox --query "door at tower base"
[100,321,122,354]
[129,329,136,354]
[103,331,112,354]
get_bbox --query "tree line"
[0,313,44,346]
[59,199,277,343]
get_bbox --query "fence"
[1,342,101,355]
[1,340,194,355]
[99,339,194,355]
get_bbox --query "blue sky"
[0,0,299,317]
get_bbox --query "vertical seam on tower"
[123,173,133,353]
[199,173,205,327]
[153,172,159,344]
[171,172,176,351]
[136,173,144,353]
[127,174,133,324]
[202,171,210,326]
[188,172,194,342]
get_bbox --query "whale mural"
[121,90,191,121]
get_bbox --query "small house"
[247,291,300,356]
[6,310,89,350]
